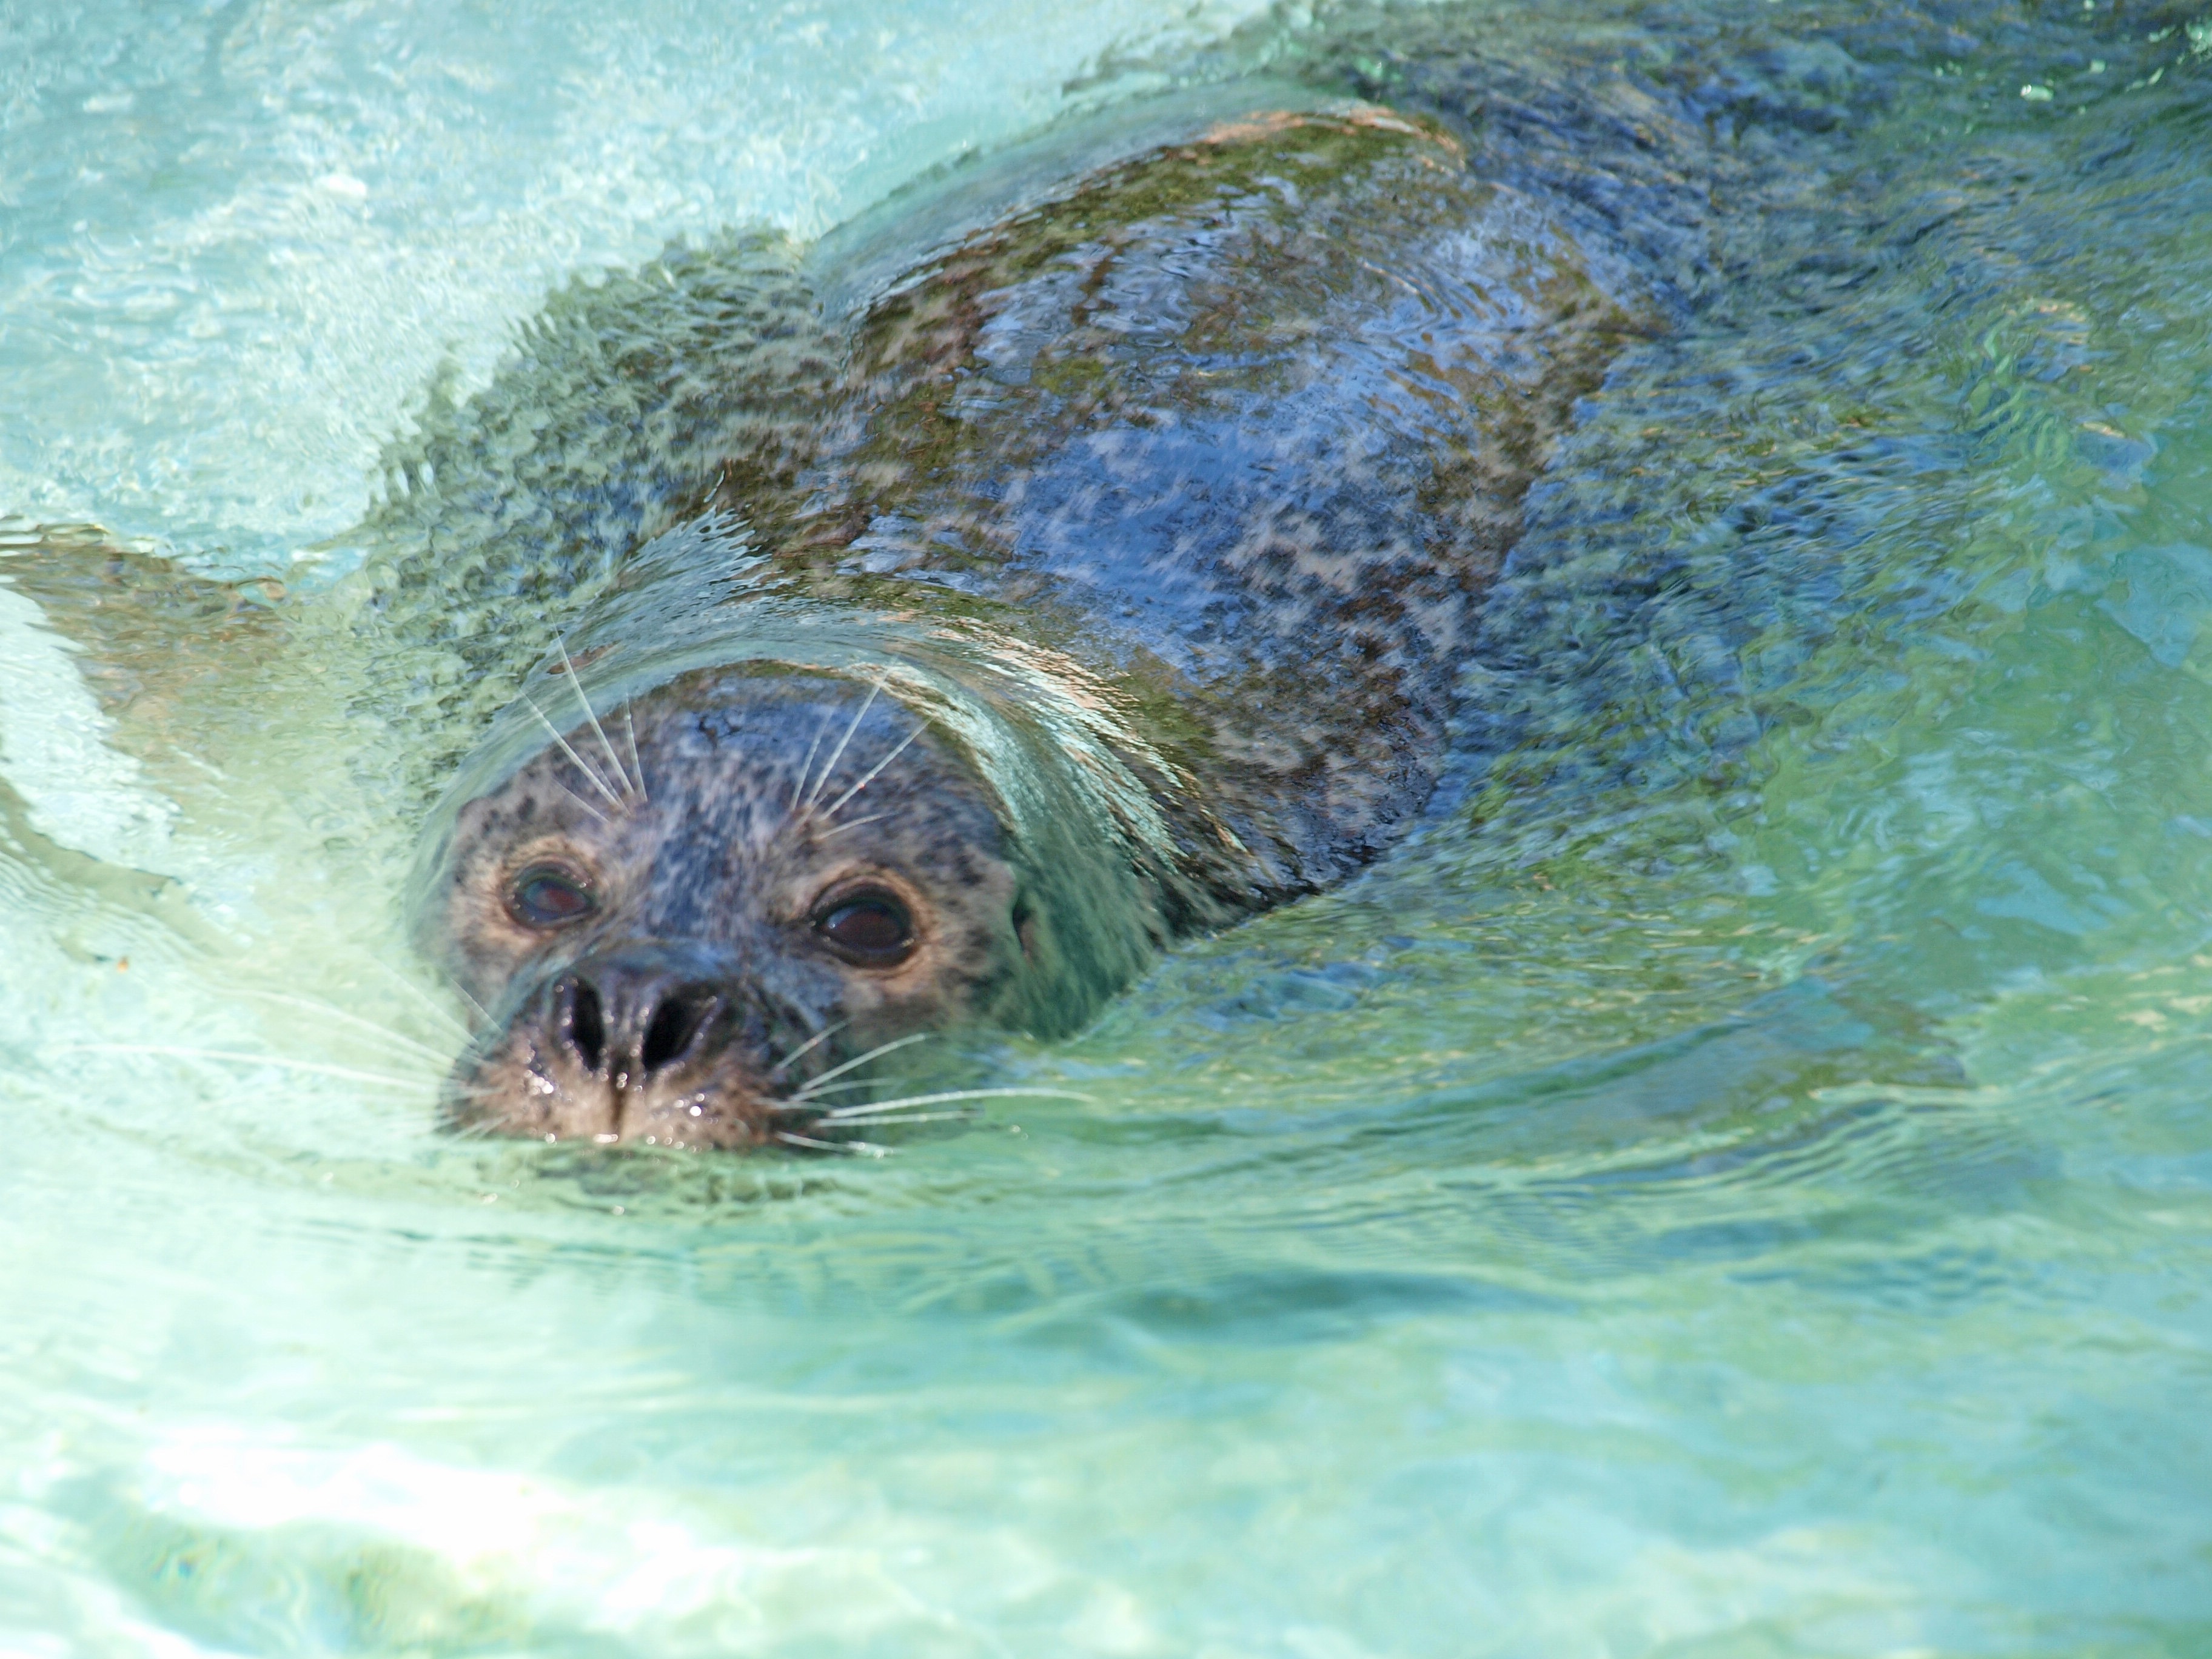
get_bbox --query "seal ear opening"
[1011,893,1037,963]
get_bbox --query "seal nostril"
[640,992,705,1075]
[565,977,606,1073]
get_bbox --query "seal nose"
[446,940,813,1148]
[553,950,722,1089]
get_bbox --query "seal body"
[411,94,1670,1148]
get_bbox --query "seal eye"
[508,865,595,929]
[814,890,914,965]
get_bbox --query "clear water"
[4,0,2212,1652]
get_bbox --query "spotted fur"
[417,92,1715,1147]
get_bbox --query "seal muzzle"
[445,939,819,1147]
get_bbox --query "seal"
[408,86,1685,1150]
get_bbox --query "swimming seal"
[407,80,1701,1150]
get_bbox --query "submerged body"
[409,79,1716,1147]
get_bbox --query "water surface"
[3,0,2211,1652]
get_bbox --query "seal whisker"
[771,1018,849,1076]
[556,635,638,802]
[805,1109,979,1127]
[554,779,611,827]
[521,694,627,810]
[229,990,451,1065]
[814,811,892,840]
[799,675,884,812]
[55,1043,433,1089]
[770,1075,879,1097]
[816,1085,1092,1119]
[818,720,924,821]
[364,960,475,1036]
[622,703,649,805]
[789,719,829,819]
[774,1130,892,1158]
[786,1030,930,1099]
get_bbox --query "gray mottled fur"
[400,0,1982,1146]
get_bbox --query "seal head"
[417,643,1180,1147]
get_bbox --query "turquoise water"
[4,1,2212,1653]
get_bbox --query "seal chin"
[441,939,817,1149]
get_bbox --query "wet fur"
[403,39,1825,1146]
[411,95,1686,1146]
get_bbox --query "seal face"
[431,669,1040,1148]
